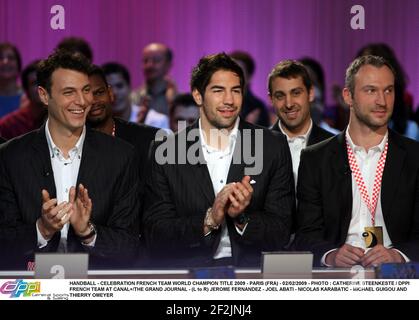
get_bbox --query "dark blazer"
[0,136,5,144]
[0,125,140,269]
[143,119,295,268]
[271,119,334,147]
[113,117,158,265]
[295,130,419,266]
[272,119,334,235]
[113,117,158,184]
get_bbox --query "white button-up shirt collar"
[36,120,90,251]
[278,119,313,187]
[45,119,86,162]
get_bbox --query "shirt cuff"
[81,234,97,247]
[321,248,338,267]
[36,220,50,249]
[392,249,410,263]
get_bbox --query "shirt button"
[65,188,68,193]
[220,180,223,184]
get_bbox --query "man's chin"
[369,115,391,127]
[214,118,237,130]
[282,120,303,131]
[87,116,106,126]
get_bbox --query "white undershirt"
[278,120,312,188]
[199,117,245,260]
[36,120,95,250]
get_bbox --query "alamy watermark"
[50,5,65,30]
[350,5,365,30]
[154,124,265,176]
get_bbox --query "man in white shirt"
[0,51,140,269]
[143,53,294,267]
[269,60,333,186]
[295,55,419,267]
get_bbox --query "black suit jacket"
[113,117,158,265]
[143,120,295,267]
[295,130,419,266]
[0,137,5,144]
[271,120,334,147]
[113,117,158,184]
[0,125,140,269]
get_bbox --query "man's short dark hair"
[101,62,131,86]
[230,50,255,77]
[56,36,93,62]
[190,52,245,97]
[37,50,92,95]
[89,65,108,86]
[21,60,40,93]
[0,42,22,73]
[267,60,312,96]
[170,93,197,118]
[345,55,396,96]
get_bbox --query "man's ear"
[192,88,203,106]
[342,87,353,107]
[268,92,274,105]
[38,86,49,106]
[108,85,115,104]
[308,86,315,103]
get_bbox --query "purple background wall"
[1,0,418,107]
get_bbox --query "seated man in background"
[131,43,177,117]
[269,60,334,187]
[87,65,158,182]
[87,66,158,265]
[0,60,47,140]
[56,36,93,62]
[0,42,23,117]
[169,93,199,132]
[102,62,169,129]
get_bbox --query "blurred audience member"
[230,50,270,127]
[0,42,23,117]
[102,62,136,121]
[0,60,47,140]
[169,93,199,132]
[300,57,340,134]
[131,43,177,116]
[56,36,93,62]
[87,65,158,190]
[103,62,169,129]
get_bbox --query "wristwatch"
[77,221,97,241]
[204,208,220,231]
[234,213,250,225]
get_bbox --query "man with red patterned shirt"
[295,55,419,267]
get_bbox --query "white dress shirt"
[321,129,408,265]
[278,120,313,188]
[199,117,245,260]
[36,120,95,250]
